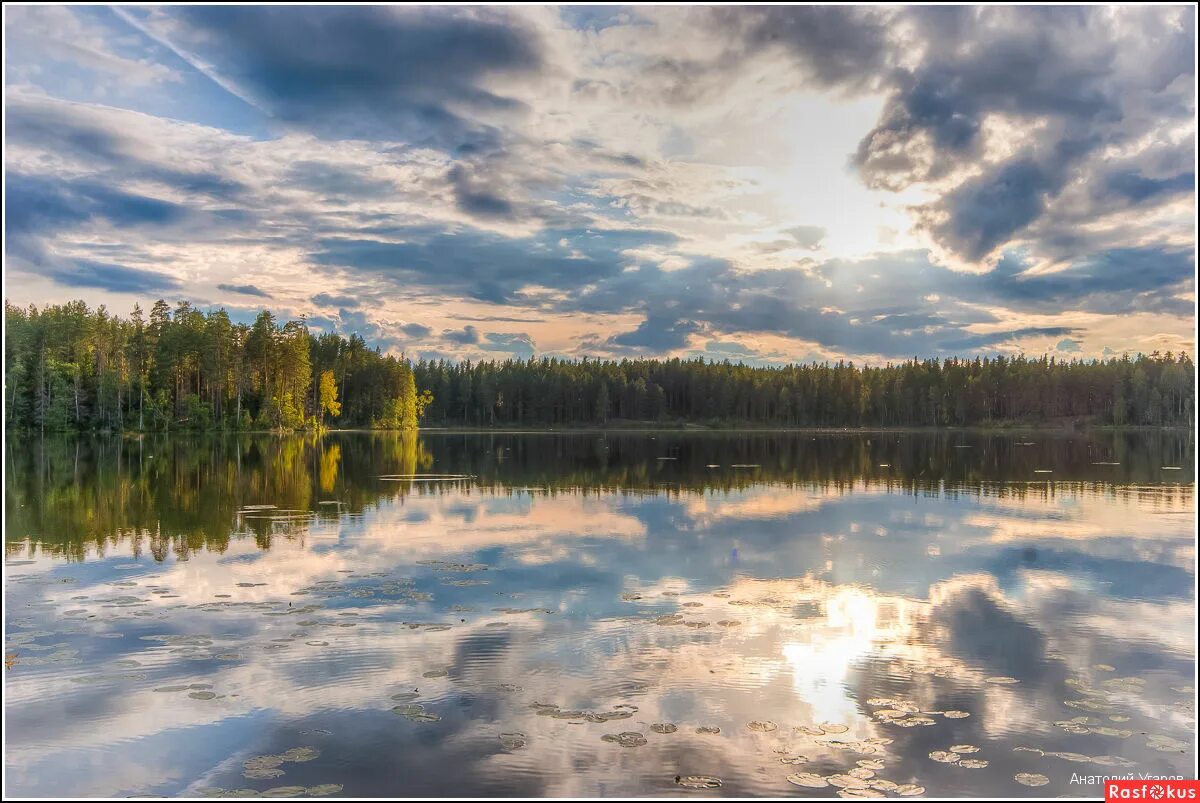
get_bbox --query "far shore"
[5,422,1195,438]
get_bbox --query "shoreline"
[6,423,1194,437]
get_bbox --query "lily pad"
[305,785,342,796]
[786,773,829,788]
[1015,773,1049,787]
[675,775,722,789]
[601,732,647,748]
[499,732,527,750]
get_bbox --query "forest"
[415,352,1194,428]
[3,300,1195,432]
[4,300,427,432]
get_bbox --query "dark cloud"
[443,325,481,345]
[166,6,544,150]
[705,5,892,91]
[312,225,677,304]
[925,159,1056,262]
[401,323,432,339]
[1103,169,1195,203]
[312,292,360,309]
[46,259,182,293]
[447,164,515,220]
[6,173,187,239]
[849,6,1196,263]
[218,283,270,298]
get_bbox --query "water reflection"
[4,432,1195,797]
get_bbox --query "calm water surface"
[4,431,1196,797]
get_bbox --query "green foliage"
[4,300,430,433]
[5,300,1194,432]
[413,352,1196,428]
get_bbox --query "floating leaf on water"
[820,722,850,734]
[391,704,440,722]
[189,691,217,700]
[695,726,721,735]
[943,710,970,719]
[244,767,285,780]
[261,787,307,798]
[1015,773,1049,787]
[1091,755,1137,767]
[305,785,342,796]
[856,759,885,771]
[958,759,988,769]
[986,676,1019,685]
[280,747,319,763]
[747,720,777,732]
[1145,735,1189,752]
[716,620,741,628]
[929,751,959,764]
[838,789,885,799]
[422,669,448,678]
[847,767,875,780]
[675,775,722,789]
[155,684,190,693]
[950,744,979,754]
[499,732,527,750]
[894,784,925,796]
[390,692,420,702]
[651,723,677,734]
[601,732,647,748]
[1093,664,1115,672]
[786,773,828,788]
[1048,751,1091,762]
[869,780,898,792]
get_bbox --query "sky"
[3,4,1196,365]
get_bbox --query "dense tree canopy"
[4,300,1193,432]
[4,300,421,432]
[414,353,1194,428]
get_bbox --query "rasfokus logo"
[1107,781,1199,801]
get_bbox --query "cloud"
[151,6,545,150]
[46,259,182,293]
[218,283,270,298]
[1057,338,1082,353]
[443,325,481,345]
[3,5,1194,365]
[311,292,360,309]
[785,225,827,250]
[851,6,1196,266]
[484,332,536,357]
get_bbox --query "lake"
[3,430,1195,797]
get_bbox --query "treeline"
[4,300,1193,432]
[4,301,429,432]
[414,352,1195,428]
